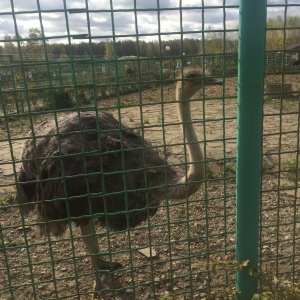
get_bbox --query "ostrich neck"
[169,86,204,199]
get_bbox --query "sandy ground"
[0,75,300,299]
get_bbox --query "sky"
[0,0,299,44]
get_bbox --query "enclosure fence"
[0,0,300,299]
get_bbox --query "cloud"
[39,0,65,10]
[89,12,113,36]
[10,0,38,11]
[0,15,15,37]
[0,0,299,45]
[41,13,68,36]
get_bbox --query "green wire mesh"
[0,0,299,299]
[260,1,300,293]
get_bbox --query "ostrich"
[17,66,222,296]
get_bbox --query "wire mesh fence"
[0,0,299,299]
[260,1,300,297]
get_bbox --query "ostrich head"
[176,65,223,100]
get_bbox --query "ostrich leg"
[80,221,123,297]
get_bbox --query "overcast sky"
[0,0,299,44]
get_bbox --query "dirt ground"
[0,75,300,299]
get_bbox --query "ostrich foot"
[91,284,98,300]
[91,261,123,300]
[91,281,102,300]
[97,257,123,271]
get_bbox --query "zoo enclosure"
[0,1,300,299]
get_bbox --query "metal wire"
[0,0,300,299]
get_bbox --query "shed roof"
[286,43,300,50]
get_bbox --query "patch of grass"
[205,165,216,179]
[0,198,8,207]
[77,89,92,106]
[264,95,272,102]
[0,130,7,139]
[8,270,18,279]
[174,205,186,219]
[7,239,22,247]
[120,98,140,106]
[264,97,300,112]
[220,163,236,178]
[143,116,150,124]
[205,162,236,180]
[8,118,35,138]
[279,98,300,112]
[170,229,180,241]
[0,193,14,208]
[283,158,300,182]
[208,257,300,300]
[50,89,74,109]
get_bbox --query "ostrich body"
[17,66,222,294]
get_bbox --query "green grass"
[282,158,300,182]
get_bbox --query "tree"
[203,27,224,54]
[3,35,17,55]
[26,27,45,58]
[146,42,156,57]
[286,16,300,46]
[104,40,115,59]
[49,43,68,57]
[92,42,105,56]
[265,16,285,50]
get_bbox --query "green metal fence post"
[236,0,267,299]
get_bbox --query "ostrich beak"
[204,77,223,86]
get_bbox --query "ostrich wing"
[19,111,177,232]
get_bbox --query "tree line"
[0,16,299,59]
[0,33,238,60]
